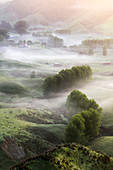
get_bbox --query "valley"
[0,0,113,169]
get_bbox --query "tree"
[43,77,54,97]
[64,108,102,144]
[14,20,29,34]
[86,99,102,113]
[30,71,35,78]
[53,74,63,92]
[81,109,101,139]
[0,35,4,42]
[64,114,87,144]
[66,90,89,117]
[0,29,9,38]
[0,20,12,30]
[88,48,94,55]
[66,90,102,118]
[103,46,107,56]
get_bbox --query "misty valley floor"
[0,46,113,169]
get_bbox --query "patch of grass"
[0,108,66,169]
[21,78,44,98]
[17,109,67,124]
[0,108,35,141]
[28,124,66,144]
[10,143,113,170]
[0,82,27,94]
[90,136,113,157]
[0,146,15,170]
[102,111,113,127]
[0,59,34,69]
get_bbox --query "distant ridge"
[0,0,113,34]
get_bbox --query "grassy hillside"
[64,9,113,34]
[10,143,113,170]
[2,0,76,22]
[95,15,113,35]
[0,108,66,170]
[22,13,49,26]
[91,137,113,157]
[1,0,113,33]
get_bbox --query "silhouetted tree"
[88,48,94,55]
[0,29,9,38]
[103,46,107,56]
[0,20,12,30]
[14,20,29,34]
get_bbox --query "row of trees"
[0,20,29,35]
[65,90,102,144]
[82,39,113,48]
[88,46,107,56]
[43,65,92,97]
[0,20,29,43]
[0,20,12,30]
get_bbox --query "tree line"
[43,65,92,97]
[65,90,102,145]
[82,39,113,47]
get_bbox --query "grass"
[90,137,113,157]
[10,143,113,170]
[0,82,27,94]
[1,35,113,169]
[0,108,35,141]
[102,111,113,127]
[0,108,66,169]
[0,59,33,68]
[29,124,66,144]
[0,108,66,141]
[0,147,15,170]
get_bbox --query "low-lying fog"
[1,45,113,112]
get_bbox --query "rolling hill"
[0,0,113,34]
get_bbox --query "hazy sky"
[0,0,11,3]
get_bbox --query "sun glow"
[72,0,113,10]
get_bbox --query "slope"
[64,9,113,34]
[95,15,113,35]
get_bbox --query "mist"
[1,42,113,115]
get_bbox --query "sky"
[0,0,11,3]
[0,0,113,10]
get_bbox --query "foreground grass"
[0,147,15,170]
[0,108,66,170]
[10,143,113,170]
